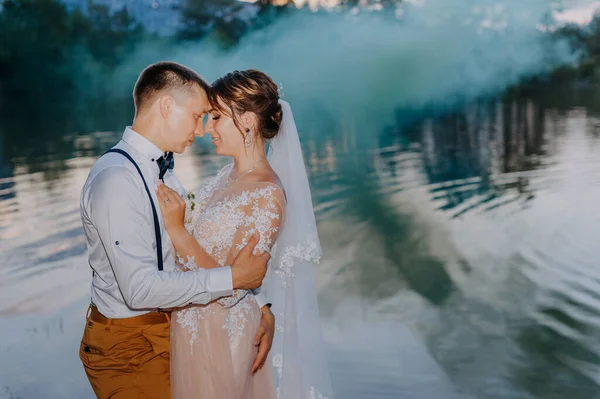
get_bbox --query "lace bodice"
[178,164,286,307]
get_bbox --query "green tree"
[178,0,248,42]
[0,0,145,100]
[177,0,292,46]
[0,0,75,95]
[85,2,144,68]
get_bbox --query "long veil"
[266,100,334,399]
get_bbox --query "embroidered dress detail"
[170,164,285,399]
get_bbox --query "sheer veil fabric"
[265,100,334,399]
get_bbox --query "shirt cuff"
[254,291,267,309]
[207,266,233,299]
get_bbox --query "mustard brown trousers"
[79,305,171,399]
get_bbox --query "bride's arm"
[223,188,285,282]
[156,184,219,270]
[223,192,284,308]
[169,227,219,270]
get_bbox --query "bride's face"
[205,98,252,157]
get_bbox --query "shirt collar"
[122,126,165,162]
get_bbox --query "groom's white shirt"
[80,127,233,318]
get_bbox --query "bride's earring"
[244,128,253,148]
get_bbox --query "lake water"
[3,85,600,399]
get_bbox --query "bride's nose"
[203,119,214,137]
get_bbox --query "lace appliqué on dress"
[272,352,329,399]
[221,294,256,348]
[175,306,215,351]
[218,289,249,308]
[235,197,281,254]
[272,352,330,399]
[176,174,284,350]
[274,235,320,288]
[208,186,281,308]
[272,354,283,378]
[176,254,197,271]
[308,387,330,399]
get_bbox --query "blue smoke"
[110,0,580,135]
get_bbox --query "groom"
[79,61,275,398]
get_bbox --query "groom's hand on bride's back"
[231,235,269,290]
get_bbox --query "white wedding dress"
[171,101,334,399]
[170,164,284,398]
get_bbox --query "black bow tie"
[156,152,174,181]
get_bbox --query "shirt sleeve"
[253,287,269,309]
[88,166,233,309]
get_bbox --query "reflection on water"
[3,86,600,398]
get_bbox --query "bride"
[156,69,333,398]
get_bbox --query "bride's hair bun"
[208,70,282,140]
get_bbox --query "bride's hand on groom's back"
[231,235,270,290]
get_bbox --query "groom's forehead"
[189,86,210,112]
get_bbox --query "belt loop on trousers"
[158,308,171,323]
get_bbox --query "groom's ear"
[159,95,172,119]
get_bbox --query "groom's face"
[163,85,208,154]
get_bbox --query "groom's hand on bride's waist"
[231,234,269,290]
[252,306,275,374]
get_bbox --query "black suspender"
[103,149,164,271]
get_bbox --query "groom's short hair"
[133,61,210,112]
